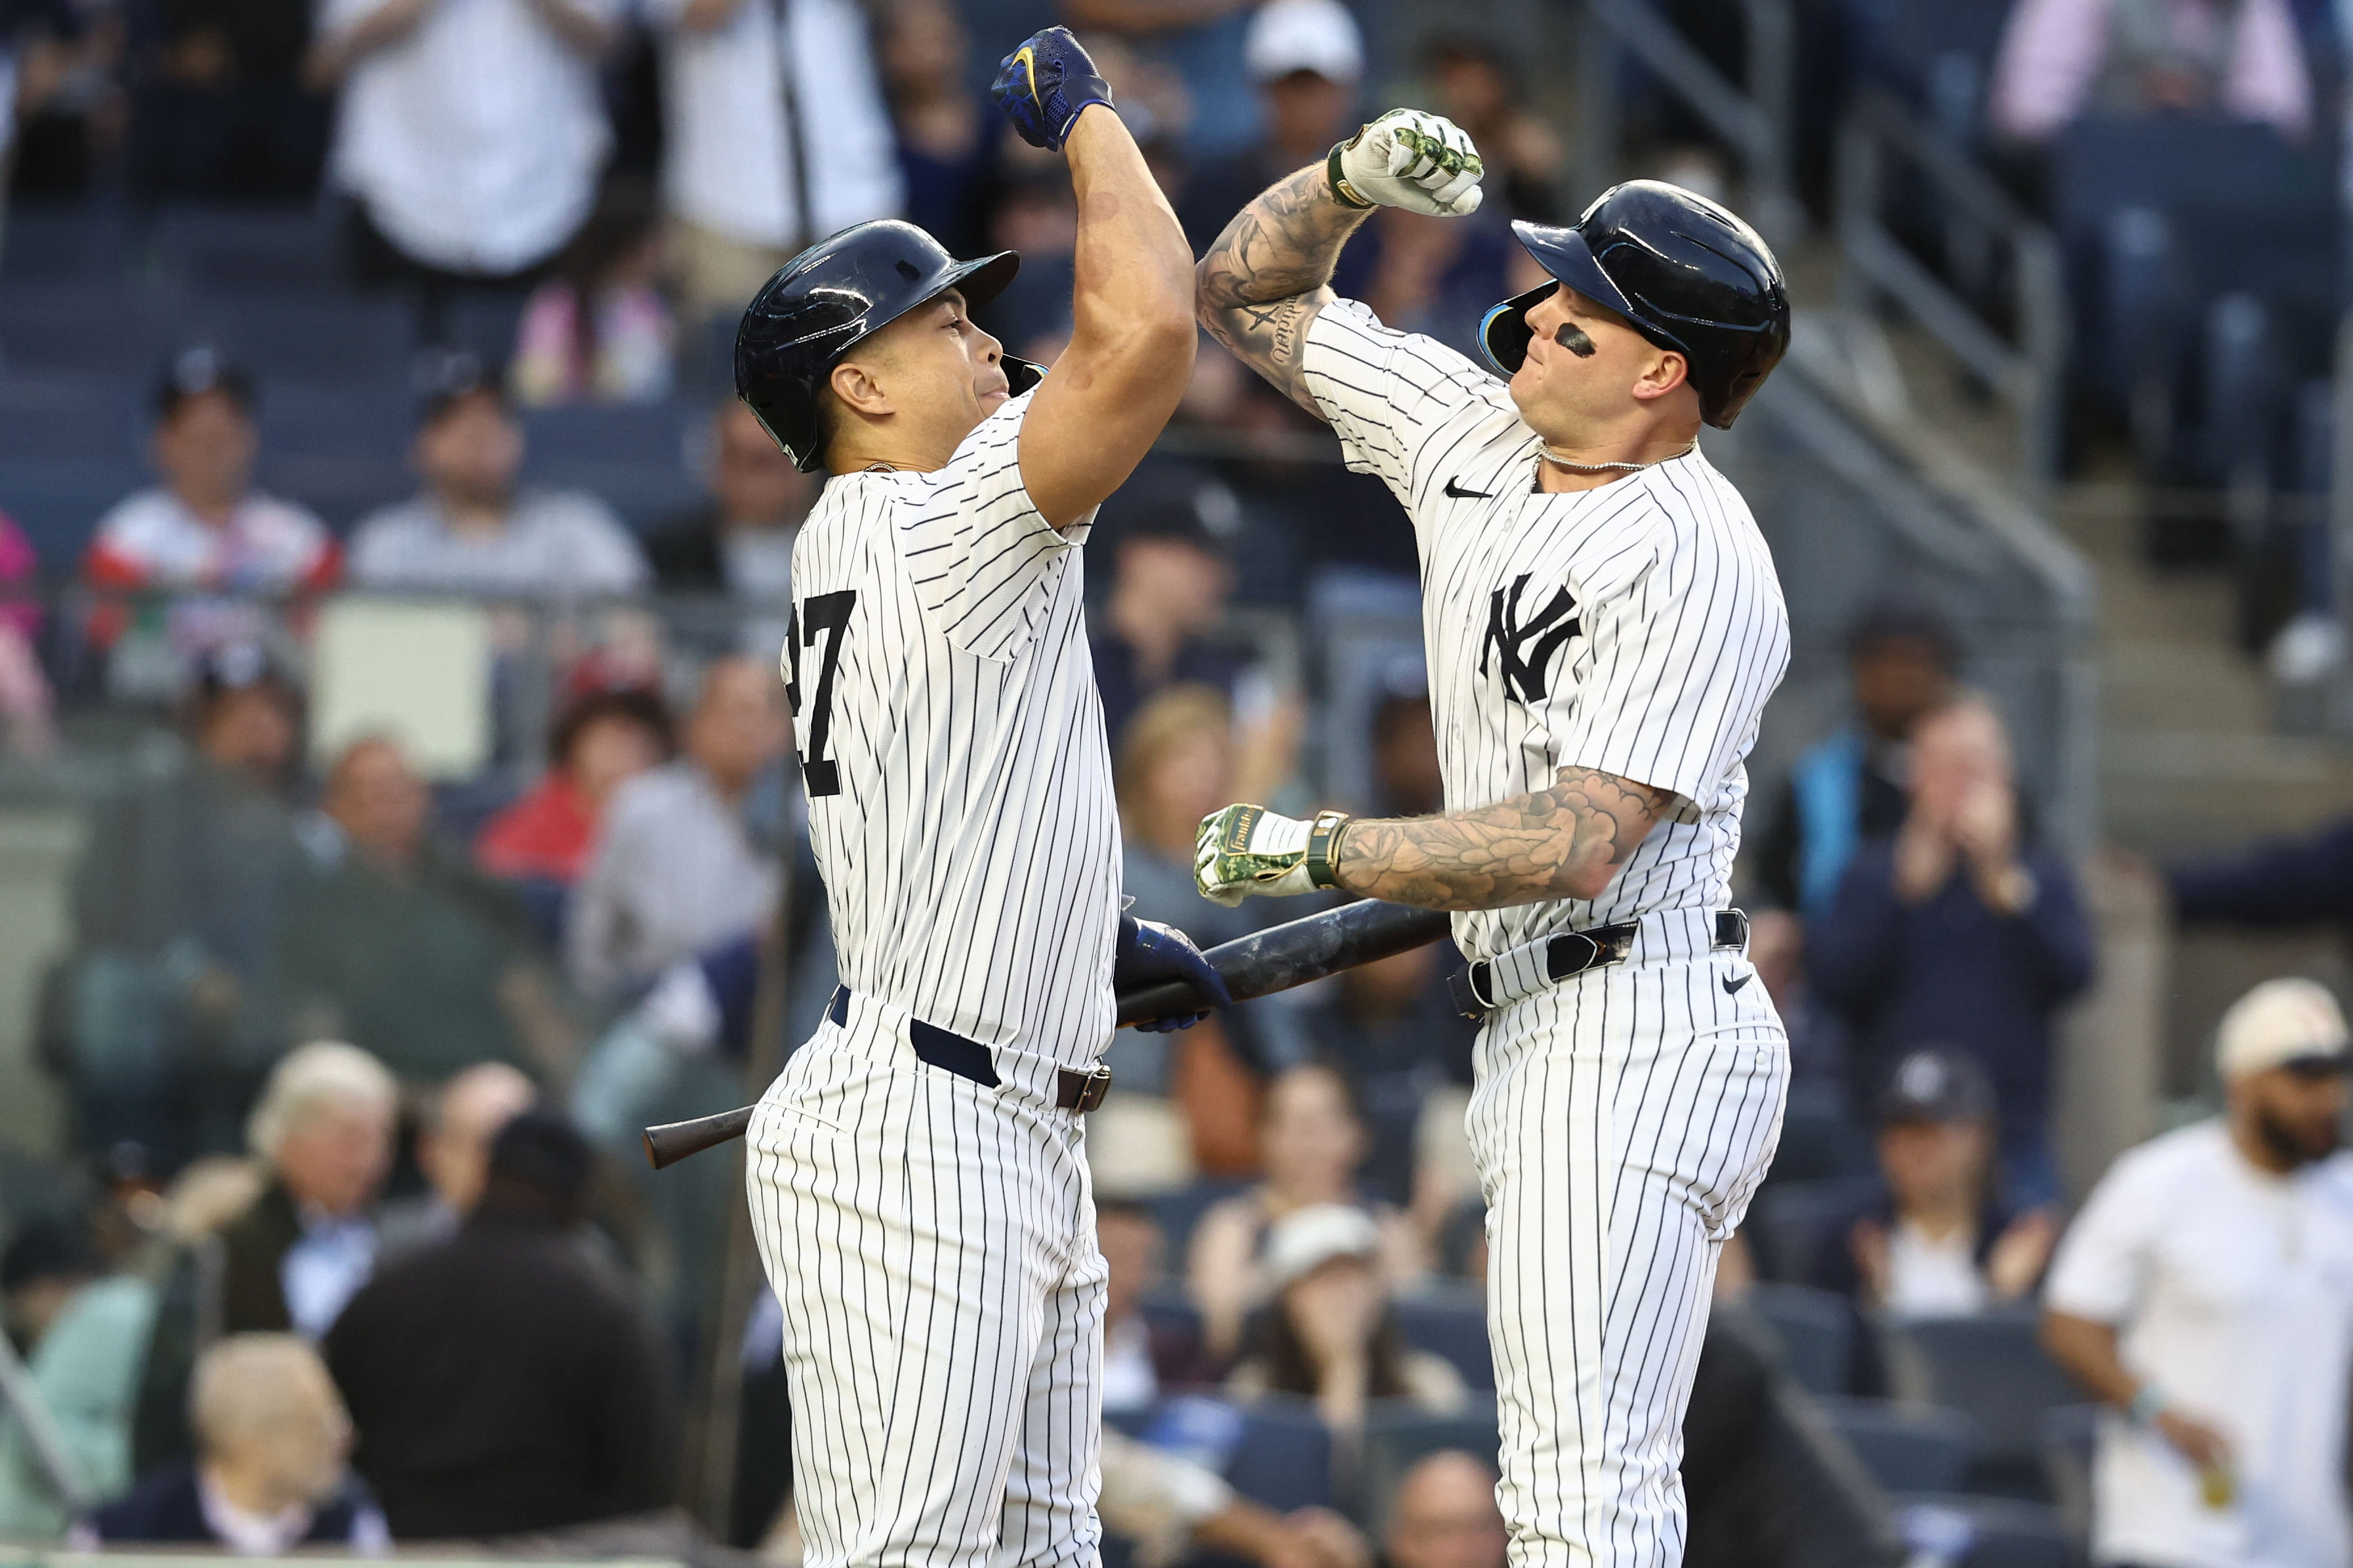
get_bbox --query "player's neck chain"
[1538,438,1698,475]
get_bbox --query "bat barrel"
[1116,900,1452,1026]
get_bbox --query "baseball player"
[731,28,1228,1568]
[1192,113,1795,1567]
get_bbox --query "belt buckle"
[1073,1064,1113,1114]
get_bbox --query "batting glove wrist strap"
[1333,109,1486,216]
[1305,810,1352,891]
[1195,803,1351,904]
[992,26,1115,152]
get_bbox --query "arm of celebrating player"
[992,28,1195,530]
[1197,110,1484,413]
[1195,765,1678,912]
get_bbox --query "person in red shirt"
[476,686,673,886]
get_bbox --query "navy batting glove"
[1114,914,1232,1033]
[992,26,1114,152]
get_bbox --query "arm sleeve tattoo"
[1195,165,1372,414]
[1332,766,1680,911]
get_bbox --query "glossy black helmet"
[1479,181,1790,430]
[735,219,1043,472]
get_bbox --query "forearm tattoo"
[1195,165,1371,412]
[1334,767,1677,911]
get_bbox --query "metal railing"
[1574,0,1802,243]
[1835,89,2070,495]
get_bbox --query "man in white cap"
[1177,0,1364,252]
[2041,977,2353,1568]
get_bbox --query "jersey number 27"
[785,590,856,797]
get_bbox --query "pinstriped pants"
[746,1003,1106,1568]
[1467,923,1789,1568]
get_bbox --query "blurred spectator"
[1177,0,1362,252]
[1225,1203,1465,1433]
[83,351,338,599]
[311,0,621,336]
[1989,0,2312,144]
[645,401,813,599]
[1807,698,2094,1205]
[1099,1426,1370,1568]
[2167,810,2353,954]
[1096,496,1240,750]
[0,1214,157,1539]
[347,359,649,600]
[1809,1051,2056,1320]
[63,645,308,1161]
[1368,677,1442,817]
[1276,943,1475,1210]
[1385,1450,1507,1568]
[569,656,783,999]
[646,0,899,328]
[1339,205,1515,364]
[476,686,674,886]
[127,0,329,202]
[375,1061,537,1261]
[1189,1064,1424,1359]
[1,0,116,199]
[1099,1199,1212,1415]
[2042,978,2353,1568]
[326,1110,679,1538]
[1753,599,1962,920]
[511,181,676,407]
[876,0,999,260]
[0,509,52,756]
[1421,35,1563,223]
[982,168,1083,356]
[1059,0,1255,164]
[83,1335,386,1551]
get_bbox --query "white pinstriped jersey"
[1301,298,1790,963]
[783,388,1120,1069]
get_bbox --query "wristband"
[1306,810,1353,890]
[1326,141,1375,210]
[2129,1385,2170,1426]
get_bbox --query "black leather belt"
[1448,910,1751,1020]
[828,987,1112,1112]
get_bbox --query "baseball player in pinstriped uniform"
[1191,113,1795,1567]
[728,29,1228,1568]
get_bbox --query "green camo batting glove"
[1195,803,1354,906]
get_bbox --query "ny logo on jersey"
[1479,575,1581,705]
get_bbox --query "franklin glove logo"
[1480,575,1580,705]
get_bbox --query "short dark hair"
[550,687,674,772]
[1846,597,1961,671]
[486,1110,596,1211]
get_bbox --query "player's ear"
[1629,348,1690,406]
[830,357,894,420]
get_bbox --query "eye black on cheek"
[1554,323,1597,359]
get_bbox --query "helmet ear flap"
[1002,356,1046,397]
[1479,285,1557,377]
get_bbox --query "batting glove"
[992,26,1115,152]
[1195,804,1355,906]
[1113,914,1233,1032]
[1329,109,1485,216]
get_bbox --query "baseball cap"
[2216,978,2351,1083]
[1263,1202,1380,1289]
[1244,0,1364,83]
[1875,1049,1996,1126]
[487,1109,596,1204]
[154,346,256,421]
[413,349,510,428]
[1846,596,1961,670]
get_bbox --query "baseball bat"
[641,899,1452,1170]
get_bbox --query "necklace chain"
[1538,438,1698,475]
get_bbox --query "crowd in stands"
[5,0,2353,1565]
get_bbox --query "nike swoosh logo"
[1444,477,1493,499]
[1721,973,1751,995]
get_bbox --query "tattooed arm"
[1332,766,1679,910]
[1195,165,1370,414]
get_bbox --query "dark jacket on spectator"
[1807,843,2095,1142]
[2169,817,2353,946]
[85,1459,380,1546]
[643,502,727,593]
[323,1202,678,1540]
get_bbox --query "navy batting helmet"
[1479,181,1790,430]
[735,219,1044,472]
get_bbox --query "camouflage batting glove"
[1330,110,1484,216]
[1195,804,1354,906]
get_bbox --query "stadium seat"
[1359,1398,1500,1533]
[180,295,415,386]
[1142,1393,1333,1514]
[1894,1493,2084,1568]
[1881,1309,2081,1498]
[1744,1173,1881,1282]
[520,403,704,530]
[1761,1078,1874,1184]
[1740,1282,1852,1396]
[0,458,154,561]
[2036,1403,2098,1544]
[151,205,347,297]
[1143,1178,1249,1262]
[1392,1280,1492,1390]
[1814,1396,1972,1495]
[0,284,173,376]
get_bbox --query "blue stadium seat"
[0,458,153,561]
[0,284,173,376]
[1745,1174,1881,1283]
[1144,1179,1250,1262]
[1895,1494,2083,1568]
[152,205,346,297]
[1740,1283,1852,1396]
[1762,1078,1875,1184]
[1392,1281,1492,1390]
[0,203,129,285]
[1141,1394,1334,1514]
[1882,1309,2081,1499]
[1814,1396,1972,1495]
[2036,1403,2098,1543]
[180,296,415,385]
[520,403,704,530]
[1359,1398,1501,1532]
